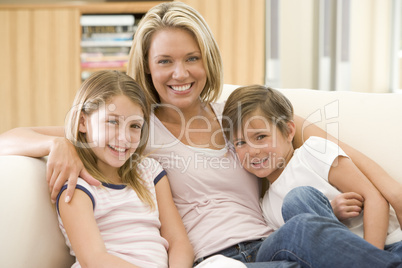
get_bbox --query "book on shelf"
[81,52,129,63]
[80,15,135,26]
[81,40,133,47]
[80,14,137,78]
[81,61,128,69]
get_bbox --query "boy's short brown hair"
[222,85,294,143]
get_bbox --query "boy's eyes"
[234,140,246,147]
[256,134,267,141]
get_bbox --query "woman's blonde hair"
[127,1,223,104]
[65,70,154,208]
[222,85,294,143]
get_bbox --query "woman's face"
[147,28,207,109]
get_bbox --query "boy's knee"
[282,186,333,221]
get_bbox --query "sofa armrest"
[0,155,74,268]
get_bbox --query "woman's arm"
[0,126,64,156]
[329,156,389,249]
[293,115,397,219]
[156,176,194,267]
[0,126,98,202]
[59,189,139,268]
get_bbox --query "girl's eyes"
[130,123,142,129]
[256,134,267,141]
[108,120,118,125]
[107,120,142,129]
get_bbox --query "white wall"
[277,0,392,92]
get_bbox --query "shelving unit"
[0,0,265,133]
[80,14,137,80]
[0,2,164,133]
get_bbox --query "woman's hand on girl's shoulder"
[47,137,99,203]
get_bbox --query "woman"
[1,2,401,267]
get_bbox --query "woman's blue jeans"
[207,186,402,267]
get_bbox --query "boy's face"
[233,113,295,181]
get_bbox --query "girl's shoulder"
[137,156,166,185]
[137,156,162,169]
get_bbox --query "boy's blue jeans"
[203,186,402,268]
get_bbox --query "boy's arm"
[59,189,139,268]
[329,156,389,249]
[0,126,99,202]
[293,115,395,219]
[156,176,194,267]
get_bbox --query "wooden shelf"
[0,1,164,133]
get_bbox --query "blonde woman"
[1,2,402,267]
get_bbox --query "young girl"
[56,70,194,268]
[222,84,402,250]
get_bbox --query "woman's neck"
[155,99,209,124]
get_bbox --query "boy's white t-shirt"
[261,136,402,245]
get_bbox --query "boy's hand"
[331,192,364,221]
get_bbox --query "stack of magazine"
[80,14,137,80]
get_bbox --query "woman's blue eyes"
[187,56,199,62]
[158,56,199,64]
[158,59,170,64]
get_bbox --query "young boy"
[222,85,402,250]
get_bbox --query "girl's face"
[79,95,144,177]
[147,28,207,109]
[233,113,295,181]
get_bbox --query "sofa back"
[219,85,402,183]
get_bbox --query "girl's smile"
[79,94,144,180]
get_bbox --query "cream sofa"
[1,86,402,268]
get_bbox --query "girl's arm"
[329,156,389,249]
[58,189,139,268]
[0,127,98,202]
[156,176,194,267]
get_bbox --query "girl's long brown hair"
[65,70,154,209]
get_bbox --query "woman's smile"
[148,28,207,109]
